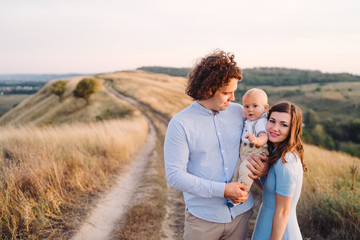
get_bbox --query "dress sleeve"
[274,158,298,197]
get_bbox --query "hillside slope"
[0,76,135,126]
[97,70,193,119]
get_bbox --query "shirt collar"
[193,101,216,115]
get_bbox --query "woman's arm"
[270,194,292,240]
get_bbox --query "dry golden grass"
[0,116,148,239]
[98,71,193,118]
[298,144,360,239]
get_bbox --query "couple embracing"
[164,50,306,240]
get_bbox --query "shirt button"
[222,150,225,153]
[225,168,228,170]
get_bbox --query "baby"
[228,88,269,207]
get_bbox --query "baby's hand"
[245,134,258,145]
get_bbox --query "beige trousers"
[231,142,268,191]
[183,208,254,240]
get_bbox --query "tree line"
[303,110,360,157]
[137,66,360,86]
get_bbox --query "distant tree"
[52,80,67,102]
[73,78,99,105]
[304,109,319,128]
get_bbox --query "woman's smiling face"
[266,111,291,147]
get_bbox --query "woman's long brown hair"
[268,102,307,172]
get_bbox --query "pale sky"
[1,0,359,75]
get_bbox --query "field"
[0,94,29,117]
[0,70,359,239]
[298,145,359,239]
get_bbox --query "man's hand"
[224,182,249,203]
[246,154,269,179]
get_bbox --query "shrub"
[51,80,67,102]
[73,78,99,105]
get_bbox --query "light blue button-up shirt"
[164,101,254,223]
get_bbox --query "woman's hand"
[246,154,269,179]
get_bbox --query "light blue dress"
[252,152,303,240]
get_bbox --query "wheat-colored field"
[0,117,148,239]
[298,144,359,239]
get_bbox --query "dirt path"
[106,83,185,239]
[71,100,156,240]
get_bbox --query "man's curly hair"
[186,50,242,100]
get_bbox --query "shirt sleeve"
[164,118,225,198]
[274,159,298,197]
[254,117,267,136]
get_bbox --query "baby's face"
[243,94,268,121]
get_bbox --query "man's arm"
[164,119,225,199]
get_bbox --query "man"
[164,50,268,240]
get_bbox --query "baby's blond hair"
[242,88,268,105]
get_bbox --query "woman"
[252,102,307,240]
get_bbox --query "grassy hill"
[0,76,135,126]
[96,70,193,119]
